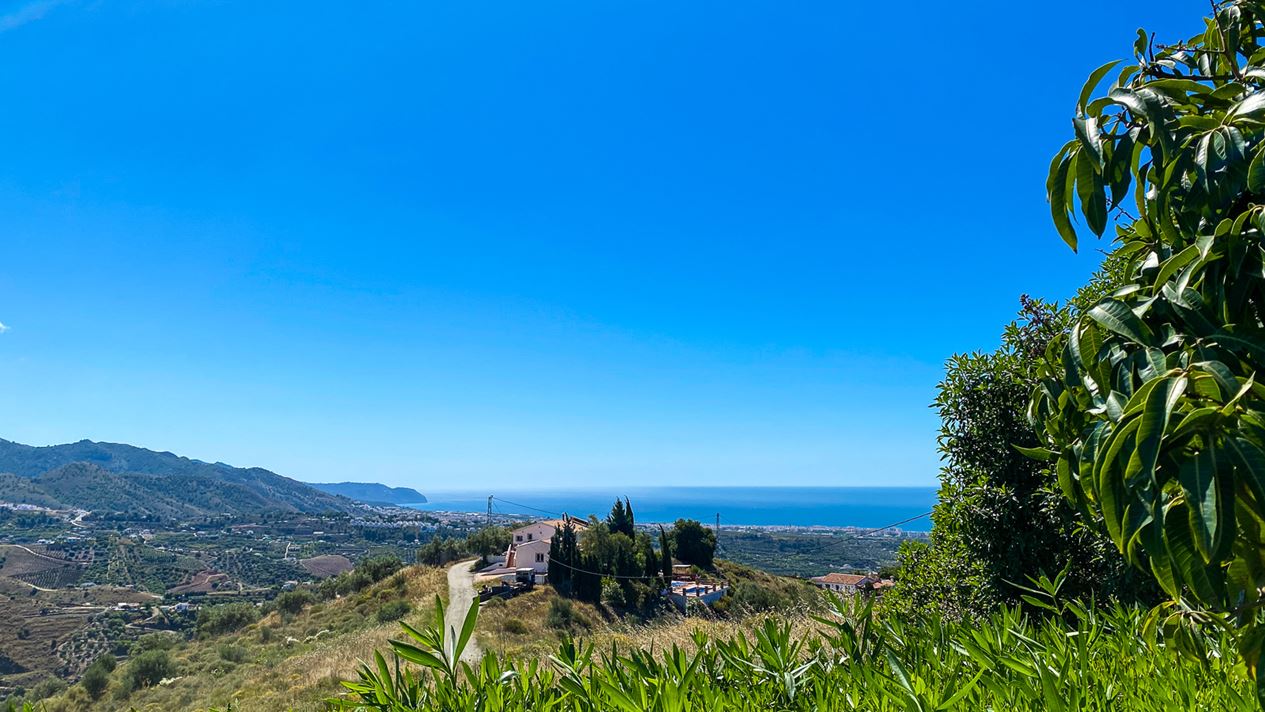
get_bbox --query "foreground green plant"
[1029,0,1265,689]
[333,587,1251,710]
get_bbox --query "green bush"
[544,597,588,632]
[216,643,249,664]
[129,631,180,655]
[725,580,786,612]
[275,589,317,618]
[333,589,1255,710]
[375,599,410,623]
[80,654,116,699]
[499,618,529,635]
[123,650,175,692]
[196,602,260,637]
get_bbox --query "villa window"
[535,553,545,563]
[527,533,533,541]
[515,535,523,542]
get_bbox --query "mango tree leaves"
[1031,3,1265,684]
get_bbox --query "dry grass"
[34,564,448,712]
[476,583,823,663]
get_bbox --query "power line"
[854,511,932,538]
[547,554,664,581]
[490,496,563,518]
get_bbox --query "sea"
[402,486,938,532]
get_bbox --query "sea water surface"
[404,487,938,531]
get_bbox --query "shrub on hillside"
[319,556,404,599]
[375,599,410,623]
[80,654,116,699]
[275,589,317,619]
[500,618,529,635]
[129,631,180,655]
[545,598,587,631]
[123,650,175,692]
[196,602,260,637]
[216,643,249,664]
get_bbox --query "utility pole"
[715,512,721,551]
[487,495,493,526]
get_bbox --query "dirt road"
[445,559,482,664]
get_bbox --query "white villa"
[503,516,588,575]
[809,573,875,593]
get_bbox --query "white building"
[502,516,587,577]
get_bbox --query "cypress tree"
[659,525,673,581]
[641,534,658,579]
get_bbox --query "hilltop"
[307,482,427,506]
[0,439,354,517]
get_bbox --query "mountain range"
[0,439,380,519]
[307,482,426,505]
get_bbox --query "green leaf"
[1074,117,1105,170]
[1251,147,1265,193]
[454,594,480,663]
[1087,299,1152,345]
[1178,447,1221,562]
[1048,145,1079,251]
[1075,149,1108,235]
[1014,444,1055,461]
[1078,60,1123,114]
[1228,92,1265,123]
[1229,437,1265,516]
[1163,500,1220,605]
[1153,244,1200,294]
[1126,375,1187,483]
[391,641,447,671]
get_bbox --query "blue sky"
[0,0,1193,490]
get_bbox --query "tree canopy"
[1030,0,1265,682]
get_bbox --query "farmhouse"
[502,516,587,576]
[809,572,876,594]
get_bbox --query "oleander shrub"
[333,583,1254,711]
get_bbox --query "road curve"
[445,559,482,664]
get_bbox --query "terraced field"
[0,544,86,590]
[0,577,154,695]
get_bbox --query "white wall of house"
[510,522,557,546]
[514,539,552,574]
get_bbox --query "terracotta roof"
[811,573,870,586]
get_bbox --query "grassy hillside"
[26,565,447,712]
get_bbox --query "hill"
[307,482,427,505]
[20,562,448,711]
[0,439,354,517]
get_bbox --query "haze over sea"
[406,486,938,531]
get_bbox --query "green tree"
[196,601,260,637]
[1029,1,1265,683]
[124,650,175,691]
[659,525,674,580]
[80,654,115,700]
[607,499,634,538]
[275,589,316,618]
[548,522,579,595]
[888,296,1148,619]
[669,519,716,569]
[465,526,510,562]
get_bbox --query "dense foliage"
[196,602,260,637]
[335,579,1253,711]
[889,293,1150,618]
[1029,0,1265,682]
[547,502,717,610]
